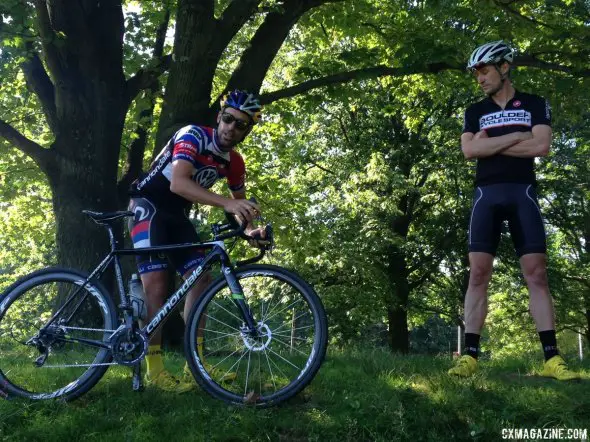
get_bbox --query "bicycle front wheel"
[0,268,117,400]
[184,264,328,407]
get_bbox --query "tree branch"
[126,54,172,105]
[515,54,590,77]
[493,0,557,30]
[217,0,261,43]
[33,0,65,83]
[0,119,51,168]
[259,62,458,105]
[306,159,335,175]
[220,0,344,100]
[259,54,588,106]
[20,48,58,131]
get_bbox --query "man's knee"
[469,265,492,287]
[523,264,548,288]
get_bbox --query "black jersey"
[462,90,551,186]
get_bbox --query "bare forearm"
[462,132,521,159]
[501,138,550,158]
[170,179,229,207]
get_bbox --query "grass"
[1,348,589,442]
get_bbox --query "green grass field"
[1,348,589,442]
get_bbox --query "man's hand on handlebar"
[223,198,260,224]
[245,226,270,249]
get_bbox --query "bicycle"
[0,210,328,406]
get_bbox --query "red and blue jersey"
[131,125,246,211]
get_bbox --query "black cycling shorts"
[468,183,546,257]
[128,197,205,275]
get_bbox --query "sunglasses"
[220,112,251,130]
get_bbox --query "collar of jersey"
[210,129,231,161]
[484,88,522,108]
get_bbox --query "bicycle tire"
[0,267,117,401]
[184,264,328,407]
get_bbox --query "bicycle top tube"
[112,240,227,256]
[82,208,271,265]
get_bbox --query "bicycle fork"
[222,264,257,335]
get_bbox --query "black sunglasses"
[221,112,251,130]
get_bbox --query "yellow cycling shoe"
[145,370,196,394]
[540,355,580,381]
[448,355,478,377]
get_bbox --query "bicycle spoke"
[211,300,243,323]
[244,350,252,397]
[263,348,277,391]
[203,331,241,344]
[273,330,311,339]
[266,347,302,371]
[265,348,290,382]
[204,313,242,333]
[202,328,241,339]
[264,298,306,325]
[271,335,310,357]
[273,321,315,335]
[210,346,244,371]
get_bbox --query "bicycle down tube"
[136,241,257,338]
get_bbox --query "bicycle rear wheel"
[0,268,117,400]
[184,264,328,407]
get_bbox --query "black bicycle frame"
[41,225,257,351]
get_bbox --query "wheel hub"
[241,322,272,351]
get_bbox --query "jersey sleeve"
[227,152,246,192]
[462,105,479,134]
[172,125,207,167]
[531,96,552,127]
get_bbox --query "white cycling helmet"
[467,40,515,70]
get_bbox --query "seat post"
[105,224,129,309]
[106,226,118,252]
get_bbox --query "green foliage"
[1,0,589,355]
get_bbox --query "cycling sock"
[464,333,480,359]
[146,345,164,377]
[538,330,559,361]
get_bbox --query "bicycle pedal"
[132,379,144,392]
[132,363,144,392]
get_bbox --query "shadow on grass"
[1,350,589,442]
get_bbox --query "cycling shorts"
[128,197,206,275]
[468,183,546,257]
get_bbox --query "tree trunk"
[387,303,409,354]
[45,74,127,273]
[386,247,410,353]
[49,145,122,271]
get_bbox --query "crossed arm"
[461,124,552,159]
